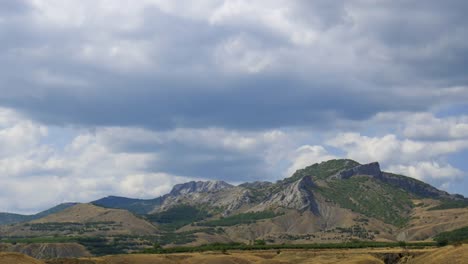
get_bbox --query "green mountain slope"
[91,196,162,215]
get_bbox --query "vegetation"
[143,228,223,246]
[434,226,468,245]
[285,159,360,183]
[25,221,121,234]
[199,211,280,227]
[0,235,153,256]
[0,236,78,244]
[146,205,210,231]
[142,241,436,254]
[92,196,162,215]
[316,176,412,226]
[428,200,468,211]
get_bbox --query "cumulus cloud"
[1,0,467,129]
[327,132,468,188]
[387,162,463,182]
[0,1,468,212]
[285,145,337,176]
[0,108,196,213]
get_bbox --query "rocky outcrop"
[253,176,319,214]
[334,162,456,200]
[169,181,233,196]
[378,172,456,199]
[336,162,382,179]
[239,181,273,189]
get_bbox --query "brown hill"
[0,243,90,259]
[1,204,157,237]
[0,252,45,264]
[409,244,468,264]
[397,201,468,241]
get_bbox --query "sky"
[1,0,468,214]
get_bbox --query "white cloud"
[327,132,468,165]
[402,113,468,140]
[372,112,468,140]
[327,132,467,186]
[388,162,463,181]
[285,145,337,177]
[0,107,299,213]
[0,107,196,213]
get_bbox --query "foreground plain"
[2,244,467,264]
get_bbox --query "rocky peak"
[336,162,382,179]
[169,180,233,196]
[239,181,273,189]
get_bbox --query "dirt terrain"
[2,245,465,264]
[0,243,90,259]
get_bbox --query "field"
[3,244,467,264]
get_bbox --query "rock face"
[253,176,319,214]
[169,181,233,196]
[336,162,382,179]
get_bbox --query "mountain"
[169,180,233,196]
[141,159,468,244]
[90,181,233,215]
[0,203,78,225]
[1,159,468,254]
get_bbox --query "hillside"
[1,204,157,237]
[0,243,90,259]
[0,203,77,225]
[0,252,45,264]
[92,196,163,215]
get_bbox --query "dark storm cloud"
[0,0,467,131]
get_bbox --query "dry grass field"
[4,245,466,264]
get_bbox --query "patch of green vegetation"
[334,225,375,240]
[146,205,210,231]
[1,235,155,256]
[199,211,280,227]
[25,221,121,234]
[316,176,412,227]
[0,236,79,244]
[141,241,436,254]
[284,159,360,184]
[92,196,162,215]
[141,228,223,246]
[434,226,468,245]
[428,200,468,211]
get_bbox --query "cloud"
[0,0,467,130]
[326,132,468,188]
[327,132,468,165]
[285,145,337,176]
[0,1,468,212]
[388,162,463,182]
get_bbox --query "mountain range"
[1,159,468,256]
